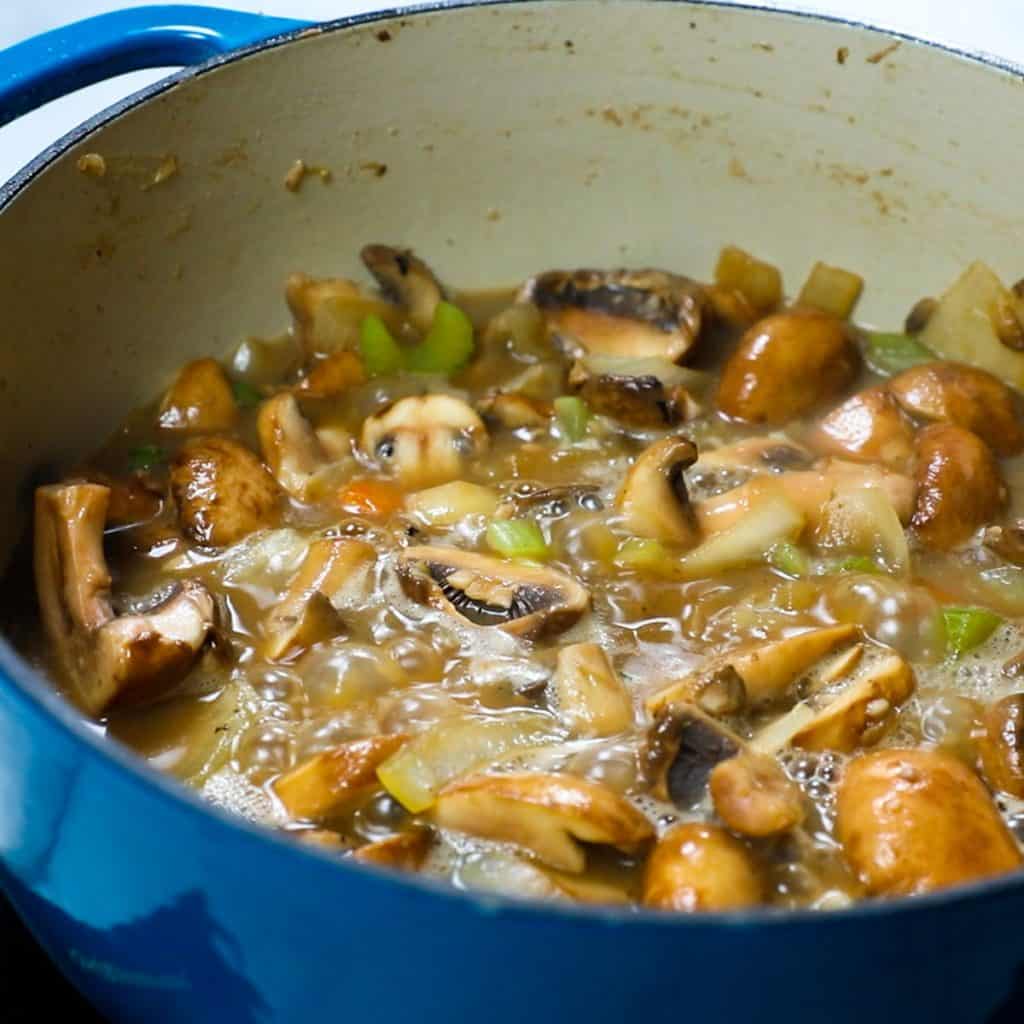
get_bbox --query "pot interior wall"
[1,0,1021,566]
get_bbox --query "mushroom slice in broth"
[521,268,706,363]
[396,547,590,640]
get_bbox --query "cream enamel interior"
[1,1,1023,568]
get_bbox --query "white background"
[1,1,1023,185]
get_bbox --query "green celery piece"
[486,519,550,561]
[864,331,934,376]
[128,444,165,472]
[405,301,475,374]
[835,555,882,574]
[615,537,679,578]
[359,314,404,376]
[942,606,1003,658]
[232,379,262,408]
[554,395,591,442]
[770,541,810,577]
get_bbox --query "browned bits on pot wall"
[717,309,860,424]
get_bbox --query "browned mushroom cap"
[294,349,367,399]
[616,436,699,547]
[433,771,654,873]
[272,734,408,820]
[396,546,590,640]
[911,424,1006,549]
[567,357,702,428]
[263,538,375,660]
[157,358,238,432]
[521,268,705,363]
[82,471,163,527]
[361,245,444,334]
[352,828,433,872]
[360,395,489,489]
[34,483,214,714]
[643,823,763,912]
[977,694,1024,797]
[717,309,860,424]
[889,361,1024,456]
[709,752,805,837]
[647,625,860,714]
[170,437,283,547]
[836,748,1022,897]
[285,273,397,357]
[807,386,916,470]
[550,643,633,738]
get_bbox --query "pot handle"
[0,5,311,127]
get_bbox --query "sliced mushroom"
[263,538,375,660]
[272,734,408,820]
[360,395,489,489]
[977,694,1024,797]
[911,424,1006,550]
[717,309,860,424]
[396,546,590,640]
[432,771,653,873]
[709,752,805,837]
[170,437,283,547]
[476,392,553,430]
[836,748,1022,896]
[361,244,444,334]
[521,268,705,363]
[157,358,238,432]
[567,357,702,428]
[889,361,1024,456]
[550,643,633,738]
[643,823,763,912]
[786,652,915,753]
[352,828,433,871]
[641,701,802,836]
[647,625,860,714]
[294,350,366,399]
[696,437,815,474]
[807,386,916,469]
[615,436,699,546]
[285,272,397,357]
[641,702,743,807]
[257,392,347,499]
[34,483,214,714]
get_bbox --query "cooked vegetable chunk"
[836,748,1021,896]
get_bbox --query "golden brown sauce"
[12,247,1024,911]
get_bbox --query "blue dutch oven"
[1,3,1023,1020]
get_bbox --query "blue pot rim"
[2,0,1023,929]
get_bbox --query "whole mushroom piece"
[836,748,1021,896]
[34,482,215,714]
[170,436,284,548]
[717,309,860,424]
